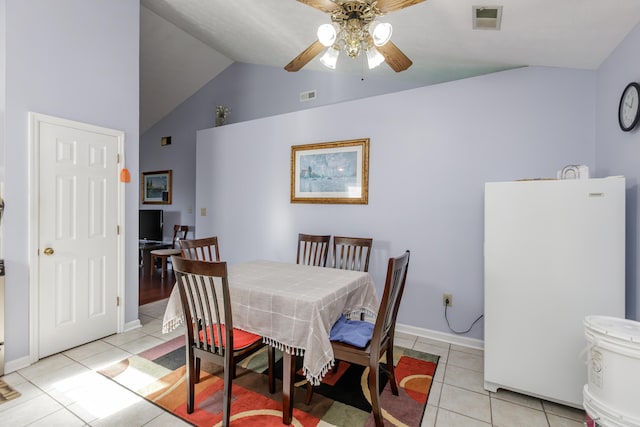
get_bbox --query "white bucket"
[583,315,640,427]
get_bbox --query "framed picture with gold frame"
[141,170,172,204]
[291,138,369,204]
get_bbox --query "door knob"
[43,247,55,256]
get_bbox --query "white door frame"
[27,112,126,363]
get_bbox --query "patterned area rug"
[0,379,21,403]
[99,337,439,426]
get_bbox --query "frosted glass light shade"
[317,24,337,47]
[366,47,385,69]
[320,48,339,69]
[370,22,392,46]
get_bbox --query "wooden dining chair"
[297,233,331,267]
[306,250,411,427]
[179,236,221,262]
[171,256,274,424]
[180,235,277,386]
[332,236,373,272]
[149,225,189,278]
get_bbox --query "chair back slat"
[172,256,231,356]
[180,236,221,262]
[172,225,189,249]
[194,274,214,352]
[297,233,330,267]
[182,273,199,347]
[332,236,373,272]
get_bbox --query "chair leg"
[305,382,313,405]
[386,347,399,396]
[306,359,341,404]
[195,356,201,383]
[368,359,383,427]
[160,256,167,278]
[223,361,232,427]
[268,346,275,394]
[186,347,196,414]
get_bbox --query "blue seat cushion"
[329,314,374,348]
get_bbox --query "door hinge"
[117,296,120,306]
[116,225,120,235]
[116,153,120,164]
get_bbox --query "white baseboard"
[396,322,484,350]
[4,355,32,374]
[5,321,142,374]
[4,322,477,374]
[123,319,142,332]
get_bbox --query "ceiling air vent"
[300,89,317,103]
[472,6,503,30]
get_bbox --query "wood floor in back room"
[139,264,175,305]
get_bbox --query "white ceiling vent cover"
[300,89,317,102]
[472,6,503,30]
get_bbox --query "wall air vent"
[472,6,503,30]
[300,89,317,102]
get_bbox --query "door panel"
[88,255,107,318]
[54,260,76,326]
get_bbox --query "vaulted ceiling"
[140,0,640,132]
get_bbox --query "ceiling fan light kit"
[317,23,338,46]
[320,47,340,69]
[366,46,385,68]
[370,21,392,46]
[285,0,426,73]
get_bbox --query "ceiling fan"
[285,0,426,73]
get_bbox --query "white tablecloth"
[162,260,379,385]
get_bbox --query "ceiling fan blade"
[377,41,412,72]
[297,0,341,13]
[285,40,326,72]
[376,0,427,14]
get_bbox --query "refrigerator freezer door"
[484,177,625,408]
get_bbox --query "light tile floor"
[0,298,587,426]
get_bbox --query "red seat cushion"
[199,325,262,350]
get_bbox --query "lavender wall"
[3,0,139,364]
[595,22,640,319]
[140,62,427,241]
[0,1,5,184]
[195,66,596,341]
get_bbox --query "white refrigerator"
[483,177,626,408]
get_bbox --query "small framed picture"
[161,136,172,146]
[141,170,172,204]
[291,138,369,204]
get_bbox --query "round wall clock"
[619,82,640,132]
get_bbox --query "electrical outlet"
[443,293,453,307]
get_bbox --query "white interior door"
[35,116,122,358]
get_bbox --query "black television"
[139,209,163,242]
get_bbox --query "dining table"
[162,259,379,425]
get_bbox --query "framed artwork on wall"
[291,138,369,204]
[141,170,172,204]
